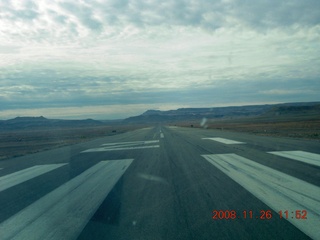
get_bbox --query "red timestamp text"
[212,210,309,220]
[212,210,273,220]
[278,210,307,220]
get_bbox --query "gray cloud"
[0,45,20,54]
[88,0,228,29]
[59,2,103,31]
[1,0,319,41]
[230,0,320,29]
[91,0,320,30]
[1,65,319,111]
[0,0,39,21]
[12,9,39,20]
[0,0,319,119]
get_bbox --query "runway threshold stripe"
[202,137,245,144]
[0,164,67,193]
[268,151,320,167]
[101,140,159,146]
[0,159,134,240]
[82,145,159,152]
[202,154,320,240]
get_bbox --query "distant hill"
[262,104,320,118]
[124,102,320,123]
[1,102,319,128]
[268,105,320,114]
[0,116,104,130]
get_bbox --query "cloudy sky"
[0,0,319,119]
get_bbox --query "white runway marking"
[160,133,164,138]
[202,154,320,240]
[202,137,245,144]
[137,173,168,185]
[268,151,320,167]
[82,140,160,153]
[82,145,160,152]
[0,159,133,240]
[101,140,159,146]
[0,164,67,193]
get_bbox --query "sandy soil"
[174,118,320,141]
[0,124,146,161]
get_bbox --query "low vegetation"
[176,118,320,140]
[0,124,146,161]
[1,102,319,160]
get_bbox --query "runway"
[0,126,319,239]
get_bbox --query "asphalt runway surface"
[0,126,319,240]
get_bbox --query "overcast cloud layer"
[0,0,319,119]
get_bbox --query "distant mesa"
[266,105,320,116]
[0,116,104,130]
[142,110,162,116]
[1,101,319,128]
[124,102,320,123]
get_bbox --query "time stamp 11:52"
[212,210,308,220]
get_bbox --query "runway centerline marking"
[202,153,320,240]
[202,137,245,144]
[268,151,320,167]
[82,140,160,153]
[0,159,134,240]
[0,164,67,193]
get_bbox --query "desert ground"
[0,124,147,160]
[1,113,319,161]
[176,116,320,140]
